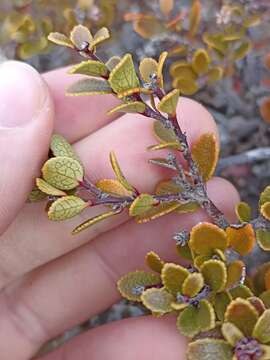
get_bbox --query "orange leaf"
[260,97,270,124]
[265,269,270,291]
[226,224,256,256]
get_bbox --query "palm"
[0,65,238,359]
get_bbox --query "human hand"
[0,61,239,360]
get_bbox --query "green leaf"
[225,298,259,337]
[134,201,181,223]
[182,273,204,298]
[177,300,215,338]
[153,121,178,144]
[117,271,160,301]
[48,196,88,221]
[260,186,270,206]
[72,210,119,235]
[66,78,112,96]
[108,54,140,94]
[91,27,110,49]
[141,288,174,314]
[229,285,253,300]
[260,290,270,309]
[139,58,158,82]
[222,322,244,347]
[69,60,109,77]
[48,32,73,48]
[129,194,157,217]
[70,24,93,50]
[192,49,211,75]
[36,178,67,197]
[261,202,270,221]
[257,229,270,251]
[145,251,164,273]
[109,151,135,193]
[50,134,82,163]
[232,40,252,61]
[188,339,233,360]
[214,291,232,322]
[157,89,180,115]
[253,310,270,344]
[201,260,227,292]
[226,260,246,289]
[108,102,146,115]
[235,202,252,223]
[42,157,84,190]
[28,186,47,202]
[161,263,189,296]
[188,0,201,38]
[106,56,121,71]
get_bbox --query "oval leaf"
[48,196,87,221]
[142,288,174,314]
[67,78,112,96]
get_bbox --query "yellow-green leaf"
[106,56,121,71]
[157,89,180,115]
[226,260,245,289]
[91,27,110,49]
[108,54,140,94]
[148,142,181,151]
[182,273,204,298]
[257,229,270,251]
[70,24,93,50]
[189,0,201,38]
[260,186,270,206]
[139,58,158,82]
[173,76,199,96]
[142,288,173,314]
[191,133,219,181]
[155,180,182,195]
[145,251,164,273]
[261,202,270,221]
[161,263,189,296]
[229,285,253,300]
[201,260,227,292]
[214,291,232,322]
[157,52,168,88]
[108,102,146,115]
[226,224,256,256]
[192,49,211,75]
[96,179,132,197]
[253,310,270,344]
[28,186,47,202]
[232,40,252,61]
[36,178,67,197]
[42,157,84,190]
[188,339,233,360]
[153,121,178,144]
[134,202,181,223]
[190,222,228,256]
[225,298,259,336]
[109,151,135,193]
[207,66,224,84]
[260,291,270,309]
[117,271,160,301]
[129,194,157,217]
[72,210,119,235]
[50,134,81,163]
[66,78,112,96]
[221,322,244,347]
[48,32,73,48]
[48,196,88,221]
[133,18,165,39]
[235,201,252,223]
[69,60,108,77]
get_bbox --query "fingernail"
[0,61,48,128]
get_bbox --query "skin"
[0,61,240,360]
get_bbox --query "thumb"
[0,61,54,234]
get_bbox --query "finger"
[43,67,119,142]
[39,317,186,360]
[0,61,54,234]
[0,98,220,287]
[0,179,239,356]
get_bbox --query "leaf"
[157,52,168,88]
[70,24,93,50]
[149,158,177,171]
[248,297,266,316]
[170,62,197,79]
[253,263,270,295]
[191,133,219,182]
[260,98,270,124]
[265,269,270,290]
[232,40,252,61]
[159,0,174,16]
[260,186,270,206]
[257,229,270,251]
[91,27,110,49]
[48,196,88,221]
[177,202,200,214]
[106,56,121,71]
[157,89,180,115]
[36,178,67,197]
[66,78,112,96]
[177,300,215,337]
[182,273,204,298]
[153,121,178,144]
[221,322,244,347]
[68,60,109,77]
[176,244,193,261]
[48,32,73,48]
[108,54,140,94]
[72,210,119,235]
[18,37,48,60]
[261,202,270,221]
[229,285,253,300]
[139,58,158,82]
[253,310,270,344]
[214,291,232,322]
[235,202,252,223]
[134,202,181,223]
[42,157,84,190]
[201,260,227,292]
[96,179,132,197]
[188,339,233,360]
[117,271,160,301]
[224,298,259,337]
[260,291,270,309]
[108,102,146,115]
[28,186,47,202]
[129,194,157,217]
[148,142,181,151]
[207,66,224,84]
[155,180,182,195]
[192,49,211,75]
[141,288,174,314]
[50,134,81,163]
[226,260,245,289]
[161,263,189,296]
[109,151,135,193]
[173,76,199,96]
[189,0,201,38]
[226,224,256,256]
[133,18,165,39]
[145,251,164,273]
[189,222,228,256]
